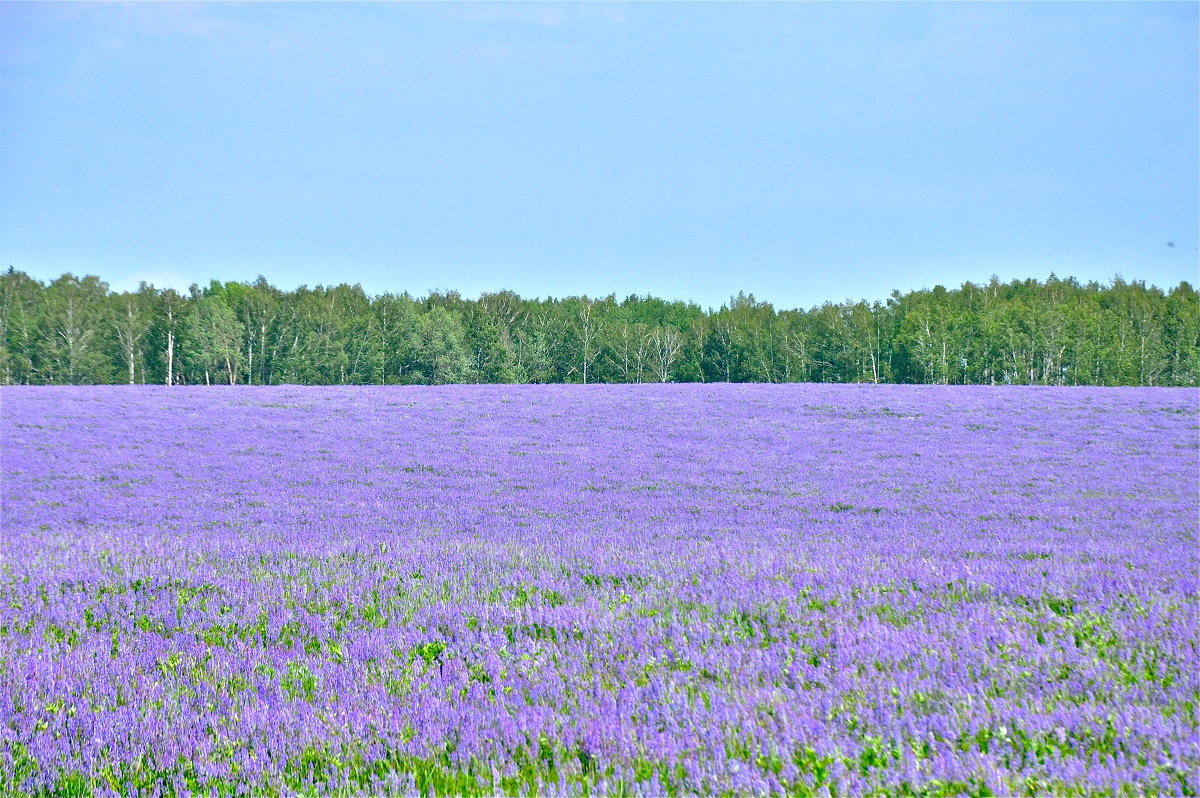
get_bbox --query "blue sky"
[1,2,1197,309]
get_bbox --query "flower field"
[1,384,1197,796]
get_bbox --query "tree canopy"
[1,270,1196,386]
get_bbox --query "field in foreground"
[1,385,1197,797]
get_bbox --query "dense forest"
[1,269,1196,387]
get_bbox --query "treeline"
[1,269,1196,387]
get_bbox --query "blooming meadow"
[1,385,1197,797]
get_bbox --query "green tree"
[416,306,471,384]
[371,293,423,384]
[110,285,156,385]
[183,294,242,385]
[0,269,1193,387]
[0,268,42,385]
[1164,282,1200,385]
[38,274,112,384]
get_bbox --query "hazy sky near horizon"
[2,2,1197,309]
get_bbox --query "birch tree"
[40,274,111,384]
[112,287,153,384]
[649,326,684,382]
[183,295,242,385]
[0,269,40,385]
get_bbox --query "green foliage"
[182,295,242,385]
[1,269,1196,386]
